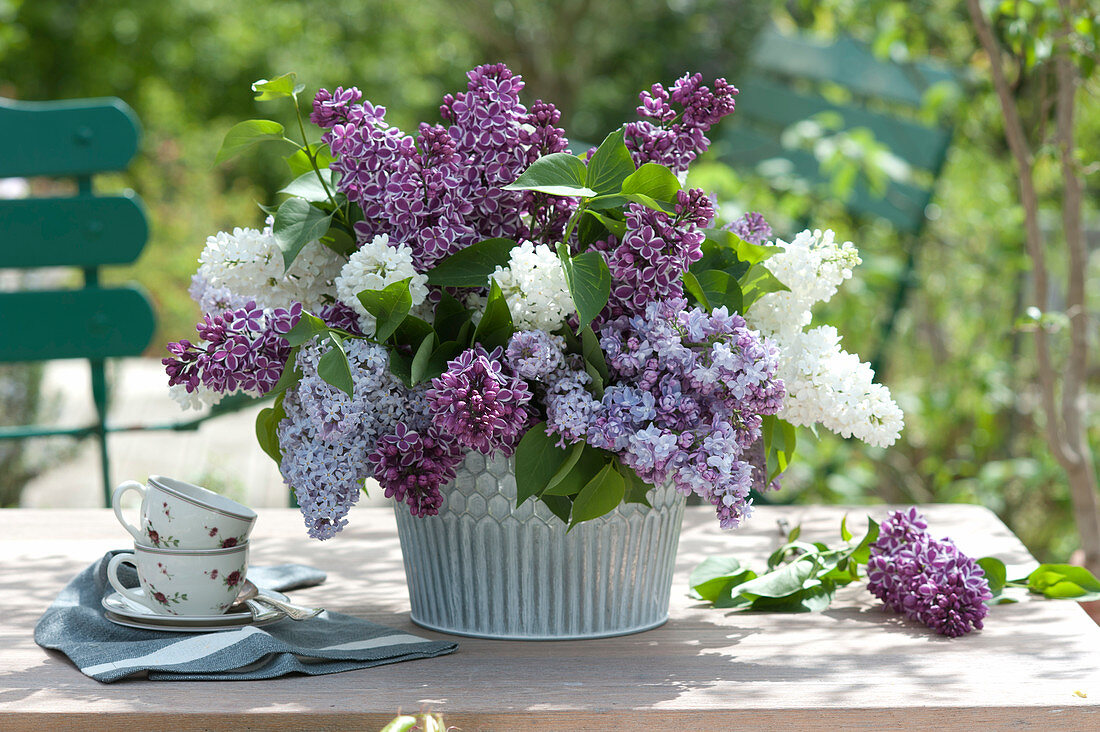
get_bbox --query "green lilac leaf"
[409,333,437,385]
[273,197,334,272]
[690,556,744,602]
[317,334,354,397]
[392,315,435,350]
[433,290,472,342]
[682,271,710,310]
[692,239,750,281]
[502,152,596,197]
[569,460,626,526]
[426,237,518,287]
[740,263,791,310]
[543,441,586,494]
[282,311,329,347]
[269,352,302,395]
[620,162,681,202]
[616,459,653,507]
[702,227,781,264]
[579,325,609,381]
[977,557,1008,596]
[1028,564,1100,600]
[582,208,627,239]
[735,557,821,599]
[561,251,612,332]
[285,143,334,178]
[840,515,853,543]
[585,128,636,196]
[356,277,413,343]
[279,168,336,202]
[215,119,287,165]
[540,494,573,524]
[254,392,286,464]
[693,269,743,313]
[543,446,612,497]
[251,73,299,101]
[472,279,514,351]
[514,423,578,506]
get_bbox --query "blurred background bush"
[0,0,1096,562]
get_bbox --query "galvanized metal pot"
[393,450,686,640]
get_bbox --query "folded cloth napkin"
[35,550,457,683]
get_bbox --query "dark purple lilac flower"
[603,189,712,321]
[867,508,992,637]
[426,345,533,455]
[310,86,363,128]
[367,422,464,518]
[623,73,738,174]
[727,211,773,246]
[163,301,301,398]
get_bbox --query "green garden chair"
[0,96,256,506]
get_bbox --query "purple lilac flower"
[164,301,300,398]
[588,298,784,528]
[317,301,366,336]
[623,74,738,174]
[426,345,533,455]
[367,422,464,517]
[866,508,992,637]
[603,188,713,321]
[277,339,415,539]
[505,330,565,381]
[314,64,570,270]
[727,211,772,246]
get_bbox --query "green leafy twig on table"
[692,516,1100,613]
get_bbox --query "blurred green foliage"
[1,0,1096,561]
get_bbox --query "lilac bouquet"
[165,65,903,540]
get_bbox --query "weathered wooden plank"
[0,288,155,362]
[1,505,1098,731]
[0,97,141,178]
[750,26,959,107]
[0,194,147,268]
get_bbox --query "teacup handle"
[111,480,146,542]
[106,552,153,612]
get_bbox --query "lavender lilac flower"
[277,339,413,539]
[547,298,784,528]
[505,330,565,381]
[727,211,772,246]
[866,508,992,637]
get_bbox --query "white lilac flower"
[746,229,903,447]
[334,234,429,336]
[491,241,573,332]
[168,382,223,411]
[191,226,341,314]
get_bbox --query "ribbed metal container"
[393,451,686,640]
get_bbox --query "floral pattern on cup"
[223,568,243,589]
[146,581,188,609]
[144,521,180,548]
[204,524,248,549]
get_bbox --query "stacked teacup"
[109,476,257,616]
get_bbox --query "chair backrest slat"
[732,77,952,173]
[0,97,141,178]
[750,27,957,106]
[0,194,148,268]
[0,288,155,362]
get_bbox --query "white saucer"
[102,587,288,631]
[103,609,285,633]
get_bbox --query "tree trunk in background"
[967,0,1100,575]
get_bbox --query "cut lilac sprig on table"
[867,508,991,638]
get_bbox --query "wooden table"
[2,504,1099,731]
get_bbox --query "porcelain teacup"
[106,542,249,616]
[112,475,256,550]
